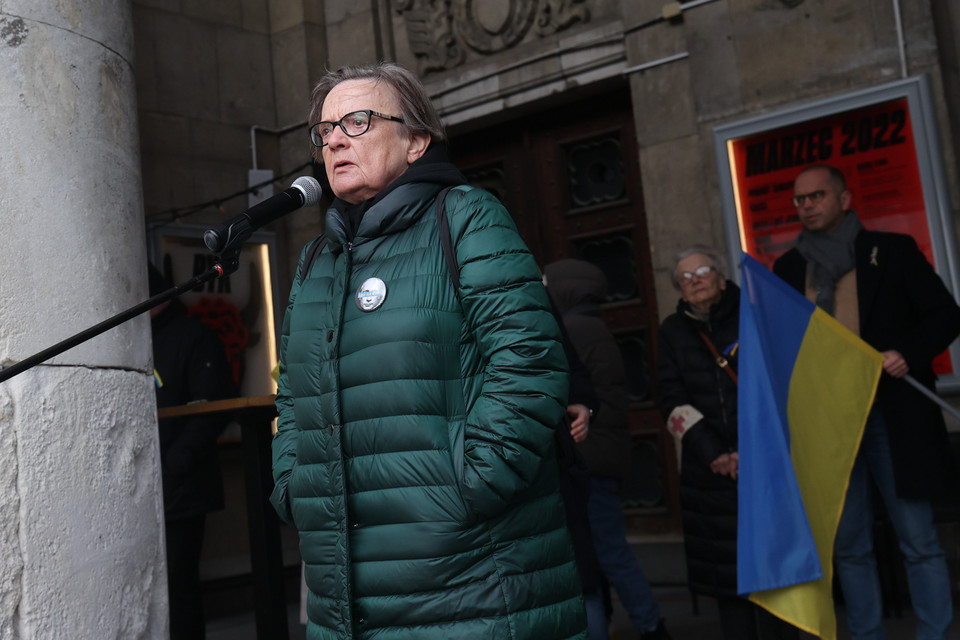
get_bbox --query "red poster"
[728,98,950,373]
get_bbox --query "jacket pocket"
[269,465,296,525]
[446,417,477,526]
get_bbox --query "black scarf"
[332,142,469,240]
[795,210,864,315]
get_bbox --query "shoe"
[639,618,672,640]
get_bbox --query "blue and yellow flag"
[737,253,883,640]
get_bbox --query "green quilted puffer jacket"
[271,182,587,639]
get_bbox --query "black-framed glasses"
[678,265,715,284]
[309,110,405,147]
[792,190,826,207]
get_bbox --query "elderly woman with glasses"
[656,246,798,639]
[270,62,585,640]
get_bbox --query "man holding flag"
[772,164,960,639]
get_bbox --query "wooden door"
[449,89,681,534]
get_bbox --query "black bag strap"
[296,233,328,286]
[434,186,460,301]
[698,329,738,385]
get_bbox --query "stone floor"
[205,584,951,639]
[607,585,936,639]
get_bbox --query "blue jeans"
[583,587,609,640]
[587,475,661,632]
[834,407,953,640]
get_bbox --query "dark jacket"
[657,283,740,597]
[544,259,632,482]
[774,230,960,499]
[271,171,585,639]
[554,335,603,591]
[547,266,604,592]
[152,299,235,521]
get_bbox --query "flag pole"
[903,374,960,422]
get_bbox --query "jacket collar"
[325,182,444,252]
[677,281,740,325]
[324,143,467,252]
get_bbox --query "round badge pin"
[355,277,387,312]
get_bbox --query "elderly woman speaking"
[270,62,585,639]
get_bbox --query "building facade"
[4,2,956,634]
[135,0,960,541]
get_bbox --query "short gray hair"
[308,62,446,163]
[671,244,726,289]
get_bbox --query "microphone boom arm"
[1,175,321,384]
[0,250,241,384]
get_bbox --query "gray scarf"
[794,211,864,315]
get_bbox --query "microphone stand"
[0,248,242,385]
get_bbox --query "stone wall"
[134,0,332,294]
[134,1,278,226]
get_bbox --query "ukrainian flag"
[737,253,883,640]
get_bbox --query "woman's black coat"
[657,283,740,597]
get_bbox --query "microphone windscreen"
[293,176,323,207]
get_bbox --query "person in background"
[545,258,672,640]
[545,286,610,639]
[149,264,235,640]
[657,246,798,640]
[774,164,960,640]
[269,62,585,639]
[553,329,607,640]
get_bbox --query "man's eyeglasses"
[678,265,715,284]
[310,110,405,147]
[792,190,826,207]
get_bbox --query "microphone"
[204,176,322,254]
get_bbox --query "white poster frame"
[712,74,960,392]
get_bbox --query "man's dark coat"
[774,229,960,499]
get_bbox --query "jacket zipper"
[335,241,355,634]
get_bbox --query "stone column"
[0,2,166,638]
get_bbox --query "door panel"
[449,90,681,534]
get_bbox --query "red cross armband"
[666,404,704,470]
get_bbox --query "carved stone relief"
[396,0,465,73]
[454,0,538,53]
[396,0,590,73]
[538,0,589,36]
